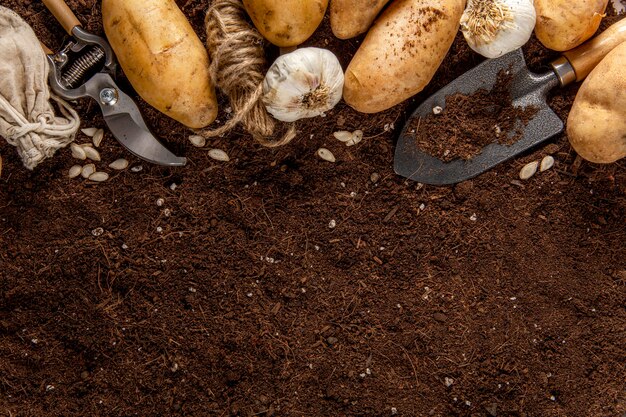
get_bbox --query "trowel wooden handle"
[42,0,81,35]
[564,18,626,82]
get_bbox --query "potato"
[330,0,391,39]
[243,0,328,47]
[102,0,217,129]
[567,41,626,164]
[534,0,609,52]
[343,0,465,113]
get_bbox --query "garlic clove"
[460,0,536,59]
[263,47,345,122]
[317,148,336,162]
[208,149,230,162]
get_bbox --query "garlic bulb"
[263,47,344,122]
[461,0,536,59]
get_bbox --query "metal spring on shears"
[61,46,105,88]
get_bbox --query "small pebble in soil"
[444,377,454,387]
[419,203,426,211]
[81,127,98,137]
[519,161,539,180]
[89,172,109,182]
[45,385,55,391]
[131,165,143,172]
[71,143,86,160]
[109,159,129,170]
[121,244,128,249]
[328,219,336,228]
[156,198,165,207]
[189,135,206,147]
[370,173,380,183]
[68,165,82,178]
[163,208,171,217]
[208,148,229,161]
[391,407,398,415]
[156,226,163,233]
[470,213,478,221]
[326,336,338,345]
[92,129,104,147]
[92,227,104,236]
[433,312,448,322]
[384,123,394,131]
[432,105,443,115]
[81,163,96,179]
[540,155,554,172]
[317,148,335,162]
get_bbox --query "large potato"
[567,41,626,164]
[343,0,465,114]
[102,0,217,129]
[243,0,328,47]
[330,0,391,39]
[534,0,609,52]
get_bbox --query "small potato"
[534,0,609,51]
[243,0,328,47]
[102,0,218,128]
[567,41,626,163]
[330,0,392,39]
[343,0,465,113]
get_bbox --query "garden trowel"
[42,0,186,166]
[394,18,626,185]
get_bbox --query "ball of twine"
[201,0,296,147]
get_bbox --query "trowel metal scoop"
[42,0,186,166]
[395,18,626,185]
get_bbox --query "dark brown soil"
[411,72,539,162]
[1,2,625,417]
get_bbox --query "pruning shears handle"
[41,0,81,34]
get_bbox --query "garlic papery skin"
[461,0,536,59]
[263,47,344,123]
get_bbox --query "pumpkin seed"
[333,130,353,142]
[71,143,86,160]
[68,165,82,178]
[108,158,129,170]
[317,148,335,162]
[81,127,98,137]
[519,161,539,180]
[83,146,101,162]
[189,135,206,147]
[92,129,104,147]
[346,130,363,146]
[208,149,230,161]
[130,165,143,172]
[88,172,109,182]
[81,163,96,178]
[540,155,554,172]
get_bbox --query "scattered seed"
[189,135,206,148]
[519,161,539,180]
[208,149,230,162]
[71,143,86,160]
[92,129,104,147]
[83,146,101,162]
[81,163,96,179]
[81,127,98,137]
[433,106,443,115]
[88,172,109,182]
[540,155,554,172]
[346,130,363,146]
[370,172,380,183]
[108,158,129,170]
[317,148,335,162]
[333,130,353,142]
[156,198,165,207]
[68,165,82,178]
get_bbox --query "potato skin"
[567,41,626,164]
[343,0,465,113]
[102,0,217,129]
[243,0,328,47]
[330,0,391,40]
[534,0,608,52]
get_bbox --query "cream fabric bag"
[0,6,80,170]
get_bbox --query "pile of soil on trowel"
[411,71,539,162]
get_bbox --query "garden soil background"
[1,1,625,416]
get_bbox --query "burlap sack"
[0,6,80,170]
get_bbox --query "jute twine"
[201,0,296,147]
